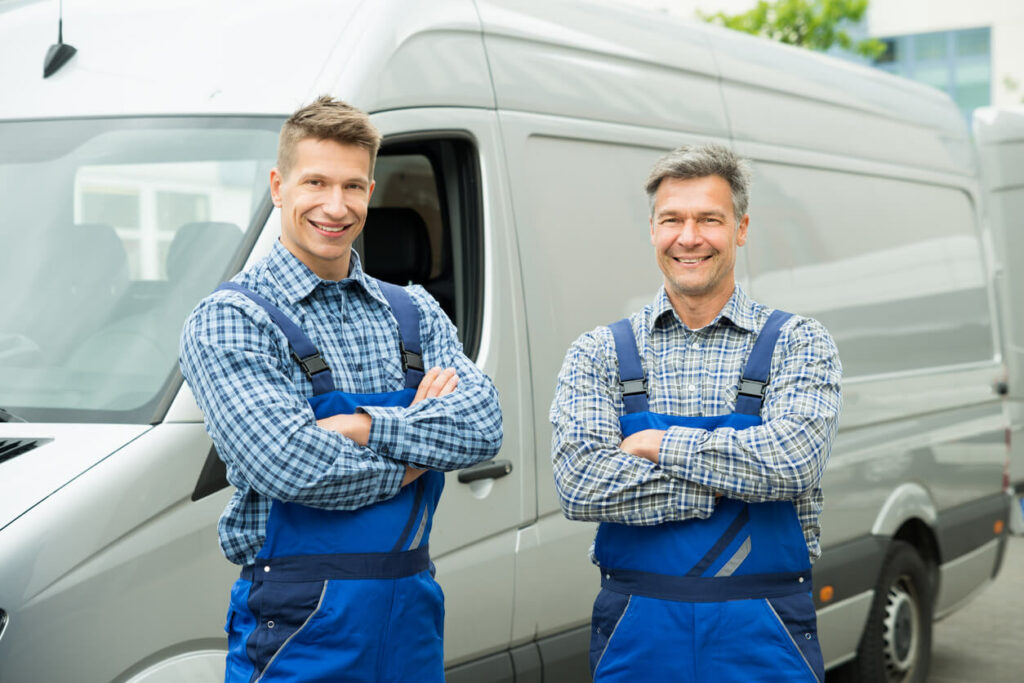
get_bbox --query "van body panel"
[815,592,872,669]
[0,423,148,530]
[934,538,1001,618]
[0,423,235,683]
[477,0,728,137]
[709,26,973,175]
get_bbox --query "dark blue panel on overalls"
[589,311,824,683]
[216,281,445,683]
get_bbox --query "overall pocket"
[247,579,328,677]
[589,588,632,676]
[765,592,825,683]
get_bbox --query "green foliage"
[700,0,887,59]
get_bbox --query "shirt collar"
[649,283,758,334]
[265,241,386,305]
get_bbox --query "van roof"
[4,0,972,174]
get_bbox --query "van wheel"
[846,540,933,682]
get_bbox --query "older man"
[551,144,841,682]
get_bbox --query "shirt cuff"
[359,405,407,462]
[658,425,707,479]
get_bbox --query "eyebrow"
[657,208,728,219]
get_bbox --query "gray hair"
[645,144,753,222]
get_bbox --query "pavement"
[928,533,1024,682]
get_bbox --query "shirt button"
[263,565,271,573]
[692,343,700,349]
[380,445,390,455]
[267,620,275,629]
[688,384,696,392]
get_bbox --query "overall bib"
[590,311,824,683]
[218,281,446,683]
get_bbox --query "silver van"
[0,1,1011,681]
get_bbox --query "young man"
[550,144,842,682]
[180,96,502,682]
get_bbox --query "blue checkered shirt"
[550,285,841,561]
[180,241,502,565]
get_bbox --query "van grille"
[0,438,52,464]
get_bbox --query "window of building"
[874,27,991,123]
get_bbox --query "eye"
[306,178,323,187]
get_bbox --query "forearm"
[213,404,405,508]
[361,373,502,470]
[659,416,835,501]
[552,432,715,525]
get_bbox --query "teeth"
[312,221,345,233]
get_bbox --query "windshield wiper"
[0,408,27,423]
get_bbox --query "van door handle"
[457,459,513,484]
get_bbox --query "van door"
[975,106,1024,499]
[365,107,535,668]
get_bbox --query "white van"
[0,1,1011,681]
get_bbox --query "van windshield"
[0,117,281,423]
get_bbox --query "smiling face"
[270,137,375,281]
[650,174,748,321]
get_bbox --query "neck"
[665,281,735,330]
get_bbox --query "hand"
[412,366,458,405]
[317,413,372,446]
[619,429,665,464]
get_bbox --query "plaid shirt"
[180,241,502,565]
[550,285,841,561]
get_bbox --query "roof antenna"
[43,0,77,79]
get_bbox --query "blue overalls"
[217,280,446,683]
[589,311,824,682]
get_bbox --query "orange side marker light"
[819,585,834,603]
[994,520,1004,535]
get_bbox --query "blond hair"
[277,95,382,179]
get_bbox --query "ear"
[367,179,376,203]
[736,214,749,247]
[269,168,283,208]
[649,214,656,246]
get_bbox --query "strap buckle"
[292,352,330,377]
[621,378,648,396]
[738,378,766,399]
[399,342,425,373]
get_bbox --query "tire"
[843,540,933,682]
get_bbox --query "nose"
[676,218,701,247]
[322,186,349,219]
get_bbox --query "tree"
[699,0,886,59]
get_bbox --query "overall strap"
[375,280,425,389]
[734,309,793,416]
[609,318,649,414]
[216,282,335,395]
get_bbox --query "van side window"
[360,137,482,360]
[744,164,994,378]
